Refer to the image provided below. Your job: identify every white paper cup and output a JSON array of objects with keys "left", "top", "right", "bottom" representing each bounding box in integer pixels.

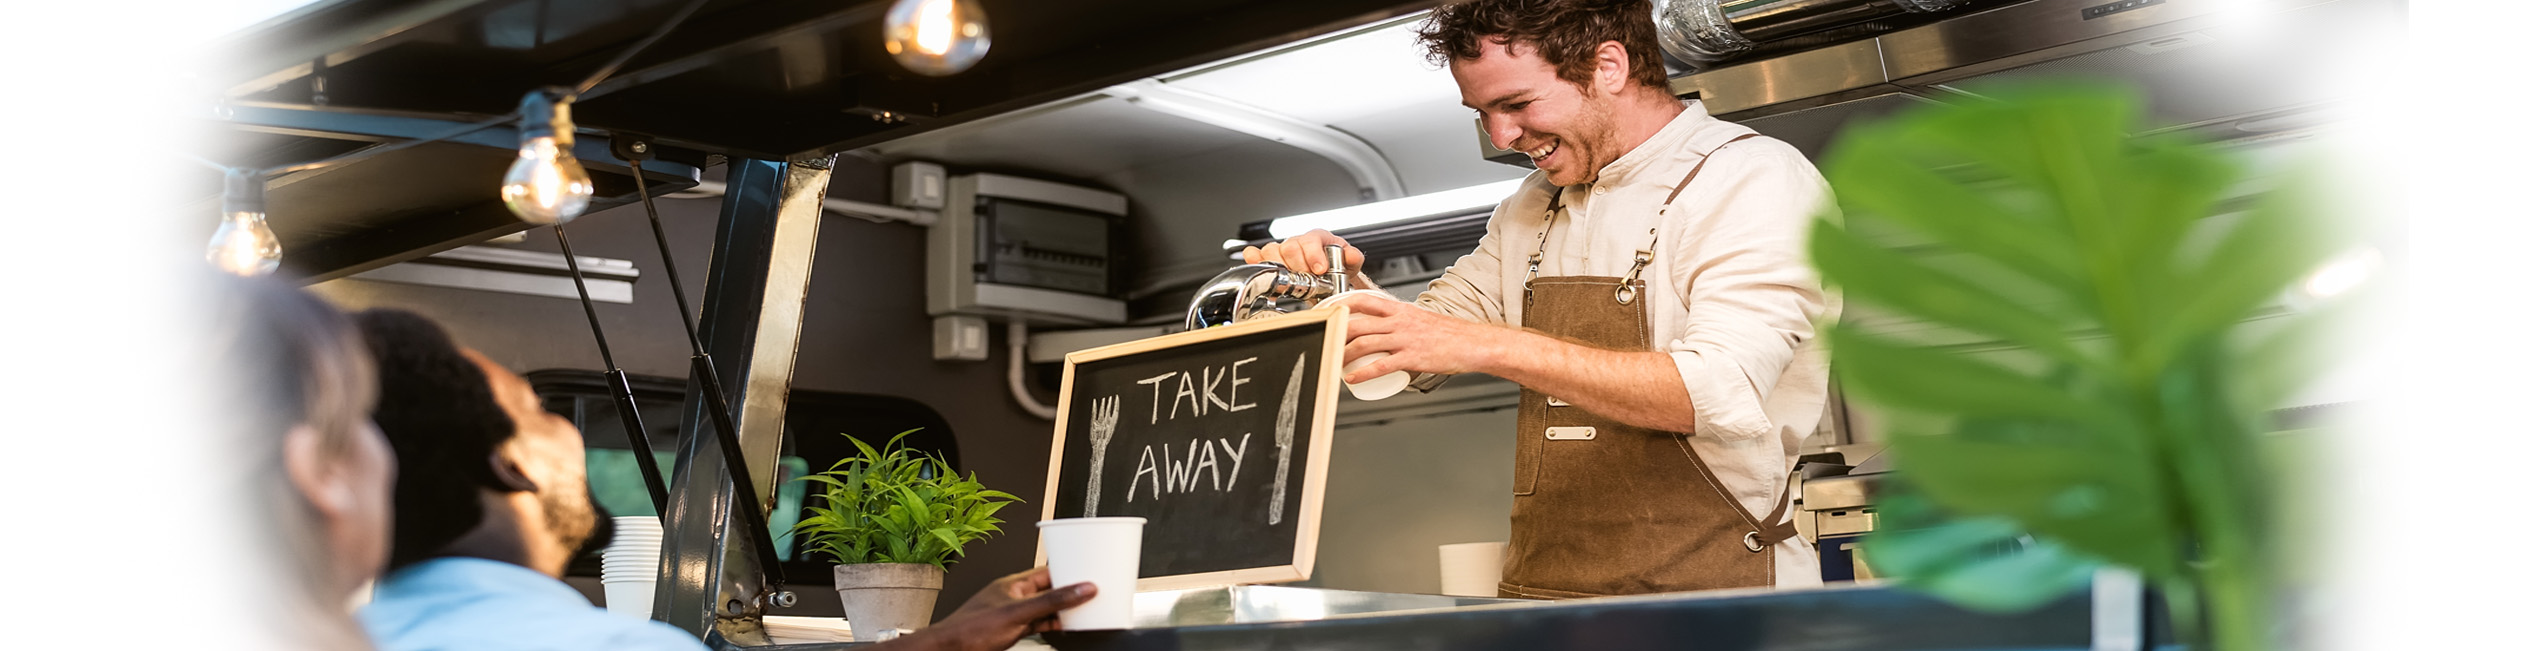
[
  {"left": 1325, "top": 290, "right": 1414, "bottom": 401},
  {"left": 1438, "top": 541, "right": 1507, "bottom": 597},
  {"left": 1343, "top": 352, "right": 1410, "bottom": 401},
  {"left": 1038, "top": 517, "right": 1145, "bottom": 630},
  {"left": 602, "top": 579, "right": 657, "bottom": 618}
]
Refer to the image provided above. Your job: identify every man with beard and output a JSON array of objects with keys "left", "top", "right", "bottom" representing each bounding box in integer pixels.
[
  {"left": 1244, "top": 0, "right": 1837, "bottom": 597},
  {"left": 351, "top": 309, "right": 1093, "bottom": 650},
  {"left": 352, "top": 308, "right": 700, "bottom": 650}
]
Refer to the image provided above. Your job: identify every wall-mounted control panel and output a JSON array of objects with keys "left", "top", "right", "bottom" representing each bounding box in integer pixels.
[{"left": 926, "top": 172, "right": 1128, "bottom": 325}]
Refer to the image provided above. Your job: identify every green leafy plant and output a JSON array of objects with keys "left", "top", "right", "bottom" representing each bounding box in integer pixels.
[
  {"left": 1808, "top": 83, "right": 2365, "bottom": 651},
  {"left": 791, "top": 429, "right": 1021, "bottom": 570}
]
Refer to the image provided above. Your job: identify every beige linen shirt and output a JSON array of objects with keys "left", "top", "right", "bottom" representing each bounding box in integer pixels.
[{"left": 1415, "top": 101, "right": 1838, "bottom": 588}]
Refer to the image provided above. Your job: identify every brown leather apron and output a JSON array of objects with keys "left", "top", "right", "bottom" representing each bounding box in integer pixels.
[{"left": 1498, "top": 134, "right": 1798, "bottom": 599}]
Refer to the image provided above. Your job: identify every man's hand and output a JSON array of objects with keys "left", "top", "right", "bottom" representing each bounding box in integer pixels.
[
  {"left": 876, "top": 567, "right": 1095, "bottom": 651},
  {"left": 1330, "top": 294, "right": 1513, "bottom": 383},
  {"left": 1241, "top": 229, "right": 1364, "bottom": 278}
]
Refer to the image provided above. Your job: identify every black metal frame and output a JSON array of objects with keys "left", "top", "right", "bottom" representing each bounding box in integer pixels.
[{"left": 658, "top": 156, "right": 829, "bottom": 644}]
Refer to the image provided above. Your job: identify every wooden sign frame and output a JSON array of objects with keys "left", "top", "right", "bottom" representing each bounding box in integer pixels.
[{"left": 1035, "top": 306, "right": 1346, "bottom": 591}]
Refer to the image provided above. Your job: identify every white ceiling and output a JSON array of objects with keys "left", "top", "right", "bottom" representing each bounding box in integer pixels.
[
  {"left": 1162, "top": 18, "right": 1463, "bottom": 129},
  {"left": 859, "top": 12, "right": 1529, "bottom": 302}
]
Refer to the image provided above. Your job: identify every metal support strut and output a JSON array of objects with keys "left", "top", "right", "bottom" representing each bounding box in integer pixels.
[
  {"left": 619, "top": 148, "right": 792, "bottom": 590},
  {"left": 550, "top": 225, "right": 672, "bottom": 517}
]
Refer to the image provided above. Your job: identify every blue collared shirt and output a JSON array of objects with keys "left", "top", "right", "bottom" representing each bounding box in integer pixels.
[{"left": 359, "top": 557, "right": 705, "bottom": 651}]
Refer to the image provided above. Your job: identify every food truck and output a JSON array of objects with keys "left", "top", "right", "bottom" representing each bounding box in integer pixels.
[{"left": 183, "top": 0, "right": 2393, "bottom": 648}]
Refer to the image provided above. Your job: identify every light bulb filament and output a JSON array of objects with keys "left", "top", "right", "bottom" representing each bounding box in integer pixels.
[
  {"left": 500, "top": 134, "right": 595, "bottom": 225},
  {"left": 207, "top": 210, "right": 282, "bottom": 276},
  {"left": 884, "top": 0, "right": 988, "bottom": 76},
  {"left": 915, "top": 0, "right": 956, "bottom": 55}
]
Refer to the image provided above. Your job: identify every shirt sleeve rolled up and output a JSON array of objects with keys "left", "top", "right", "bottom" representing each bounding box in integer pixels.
[{"left": 1661, "top": 139, "right": 1833, "bottom": 442}]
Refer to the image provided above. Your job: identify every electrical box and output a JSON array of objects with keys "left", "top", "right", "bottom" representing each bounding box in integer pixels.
[
  {"left": 932, "top": 315, "right": 990, "bottom": 361},
  {"left": 892, "top": 161, "right": 947, "bottom": 210},
  {"left": 926, "top": 173, "right": 1127, "bottom": 325}
]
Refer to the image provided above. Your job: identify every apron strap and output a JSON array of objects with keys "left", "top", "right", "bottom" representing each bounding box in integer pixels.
[
  {"left": 1678, "top": 436, "right": 1802, "bottom": 552},
  {"left": 1527, "top": 189, "right": 1562, "bottom": 283},
  {"left": 1615, "top": 133, "right": 1759, "bottom": 304},
  {"left": 1529, "top": 133, "right": 1761, "bottom": 289},
  {"left": 1662, "top": 133, "right": 1758, "bottom": 205}
]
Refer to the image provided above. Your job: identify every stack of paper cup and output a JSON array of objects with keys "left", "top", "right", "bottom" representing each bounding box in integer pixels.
[
  {"left": 601, "top": 515, "right": 665, "bottom": 618},
  {"left": 1438, "top": 541, "right": 1507, "bottom": 597},
  {"left": 1038, "top": 517, "right": 1146, "bottom": 630}
]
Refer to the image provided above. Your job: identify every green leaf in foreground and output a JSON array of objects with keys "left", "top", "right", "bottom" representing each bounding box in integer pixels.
[{"left": 1815, "top": 83, "right": 2363, "bottom": 651}]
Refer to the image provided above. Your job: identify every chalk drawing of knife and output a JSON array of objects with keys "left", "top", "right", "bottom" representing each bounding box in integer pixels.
[
  {"left": 1085, "top": 395, "right": 1119, "bottom": 518},
  {"left": 1270, "top": 353, "right": 1304, "bottom": 525}
]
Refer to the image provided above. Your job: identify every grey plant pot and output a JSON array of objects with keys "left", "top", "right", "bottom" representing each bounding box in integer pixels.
[{"left": 833, "top": 563, "right": 944, "bottom": 641}]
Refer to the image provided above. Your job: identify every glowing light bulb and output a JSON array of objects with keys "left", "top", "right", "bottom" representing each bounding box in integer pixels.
[
  {"left": 206, "top": 170, "right": 281, "bottom": 276},
  {"left": 501, "top": 90, "right": 594, "bottom": 225},
  {"left": 502, "top": 135, "right": 593, "bottom": 224},
  {"left": 884, "top": 0, "right": 989, "bottom": 76},
  {"left": 207, "top": 210, "right": 281, "bottom": 276}
]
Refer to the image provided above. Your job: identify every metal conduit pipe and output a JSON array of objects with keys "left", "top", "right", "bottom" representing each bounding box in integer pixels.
[{"left": 1658, "top": 0, "right": 1971, "bottom": 65}]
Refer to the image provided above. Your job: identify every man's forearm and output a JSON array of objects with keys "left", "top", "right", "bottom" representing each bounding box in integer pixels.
[{"left": 1480, "top": 330, "right": 1694, "bottom": 433}]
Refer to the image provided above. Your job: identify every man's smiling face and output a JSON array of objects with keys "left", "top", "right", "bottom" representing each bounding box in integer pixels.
[{"left": 1454, "top": 37, "right": 1619, "bottom": 187}]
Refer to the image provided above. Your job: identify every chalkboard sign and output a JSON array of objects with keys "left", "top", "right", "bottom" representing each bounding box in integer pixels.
[{"left": 1037, "top": 307, "right": 1344, "bottom": 590}]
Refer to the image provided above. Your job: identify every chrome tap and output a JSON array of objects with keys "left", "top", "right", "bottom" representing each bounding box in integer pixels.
[{"left": 1184, "top": 245, "right": 1352, "bottom": 330}]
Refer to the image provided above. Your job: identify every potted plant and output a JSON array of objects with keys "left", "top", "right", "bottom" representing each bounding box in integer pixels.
[{"left": 792, "top": 429, "right": 1021, "bottom": 641}]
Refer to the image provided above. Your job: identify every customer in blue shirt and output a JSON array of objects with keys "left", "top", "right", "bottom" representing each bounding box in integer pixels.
[{"left": 351, "top": 309, "right": 1093, "bottom": 651}]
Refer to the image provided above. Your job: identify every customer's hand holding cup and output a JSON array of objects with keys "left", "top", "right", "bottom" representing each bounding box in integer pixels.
[{"left": 1036, "top": 517, "right": 1147, "bottom": 630}]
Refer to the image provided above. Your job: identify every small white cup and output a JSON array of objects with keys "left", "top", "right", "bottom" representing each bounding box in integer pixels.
[
  {"left": 1344, "top": 352, "right": 1410, "bottom": 401},
  {"left": 1038, "top": 517, "right": 1146, "bottom": 630},
  {"left": 602, "top": 579, "right": 657, "bottom": 618},
  {"left": 1325, "top": 290, "right": 1413, "bottom": 401},
  {"left": 1438, "top": 541, "right": 1508, "bottom": 597}
]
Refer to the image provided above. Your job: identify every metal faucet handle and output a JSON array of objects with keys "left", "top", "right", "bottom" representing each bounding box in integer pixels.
[
  {"left": 1322, "top": 244, "right": 1350, "bottom": 293},
  {"left": 1183, "top": 260, "right": 1350, "bottom": 330}
]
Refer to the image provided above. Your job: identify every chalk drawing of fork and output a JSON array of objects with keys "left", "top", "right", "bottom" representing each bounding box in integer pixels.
[{"left": 1084, "top": 395, "right": 1120, "bottom": 518}]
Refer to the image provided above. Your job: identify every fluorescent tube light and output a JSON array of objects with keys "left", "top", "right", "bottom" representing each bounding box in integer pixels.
[{"left": 1267, "top": 178, "right": 1525, "bottom": 239}]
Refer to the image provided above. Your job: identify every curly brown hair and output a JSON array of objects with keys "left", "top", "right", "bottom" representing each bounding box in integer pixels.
[{"left": 1415, "top": 0, "right": 1670, "bottom": 91}]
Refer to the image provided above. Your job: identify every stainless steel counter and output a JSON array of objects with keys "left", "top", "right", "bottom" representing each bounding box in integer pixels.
[
  {"left": 1129, "top": 585, "right": 1520, "bottom": 628},
  {"left": 1036, "top": 581, "right": 2136, "bottom": 651},
  {"left": 738, "top": 579, "right": 2146, "bottom": 650}
]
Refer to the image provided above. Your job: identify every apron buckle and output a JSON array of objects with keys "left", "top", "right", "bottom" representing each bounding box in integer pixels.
[
  {"left": 1614, "top": 283, "right": 1637, "bottom": 305},
  {"left": 1743, "top": 531, "right": 1764, "bottom": 553}
]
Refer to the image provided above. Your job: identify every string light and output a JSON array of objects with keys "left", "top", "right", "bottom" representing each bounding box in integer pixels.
[
  {"left": 500, "top": 89, "right": 595, "bottom": 224},
  {"left": 884, "top": 0, "right": 990, "bottom": 76},
  {"left": 206, "top": 169, "right": 281, "bottom": 276}
]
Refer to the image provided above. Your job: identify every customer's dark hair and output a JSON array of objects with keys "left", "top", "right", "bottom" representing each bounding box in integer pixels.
[
  {"left": 1416, "top": 0, "right": 1670, "bottom": 91},
  {"left": 354, "top": 309, "right": 519, "bottom": 570}
]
